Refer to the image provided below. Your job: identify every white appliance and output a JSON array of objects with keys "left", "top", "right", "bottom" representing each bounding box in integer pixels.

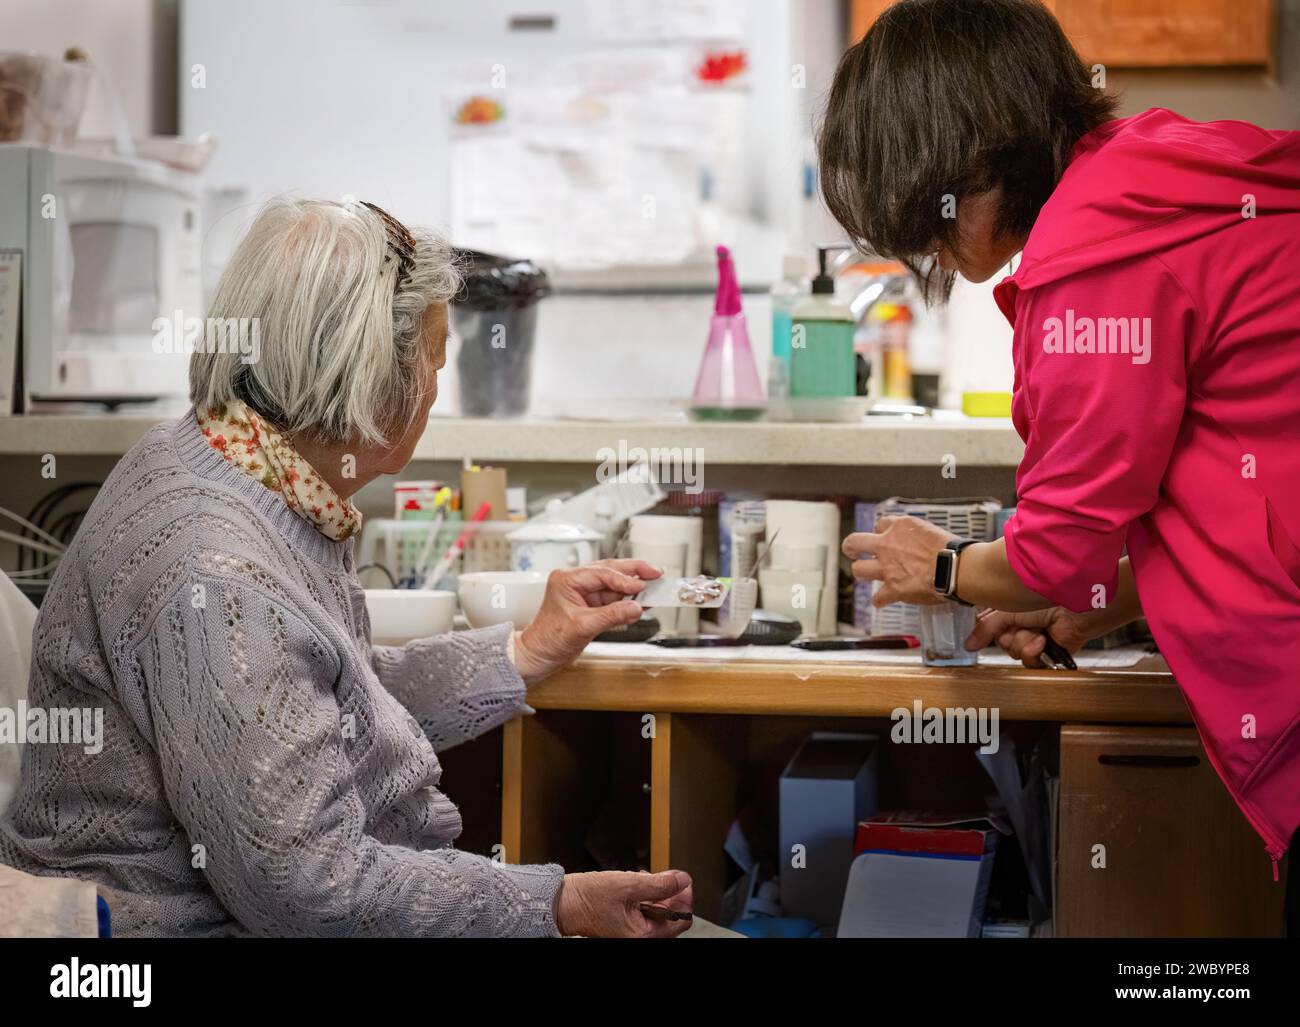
[{"left": 0, "top": 144, "right": 202, "bottom": 408}]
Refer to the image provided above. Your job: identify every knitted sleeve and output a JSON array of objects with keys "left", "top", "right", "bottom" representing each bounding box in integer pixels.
[
  {"left": 369, "top": 626, "right": 531, "bottom": 751},
  {"left": 136, "top": 569, "right": 563, "bottom": 938}
]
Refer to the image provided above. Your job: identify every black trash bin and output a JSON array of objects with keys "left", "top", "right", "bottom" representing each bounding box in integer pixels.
[{"left": 452, "top": 249, "right": 551, "bottom": 419}]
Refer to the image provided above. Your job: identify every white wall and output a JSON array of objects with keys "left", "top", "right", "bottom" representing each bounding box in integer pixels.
[
  {"left": 175, "top": 0, "right": 796, "bottom": 413},
  {"left": 178, "top": 0, "right": 804, "bottom": 267},
  {"left": 438, "top": 291, "right": 773, "bottom": 416},
  {"left": 788, "top": 0, "right": 850, "bottom": 253}
]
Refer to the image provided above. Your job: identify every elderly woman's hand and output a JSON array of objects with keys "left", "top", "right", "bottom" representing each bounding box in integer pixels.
[
  {"left": 843, "top": 515, "right": 956, "bottom": 607},
  {"left": 555, "top": 870, "right": 694, "bottom": 938},
  {"left": 511, "top": 559, "right": 661, "bottom": 685}
]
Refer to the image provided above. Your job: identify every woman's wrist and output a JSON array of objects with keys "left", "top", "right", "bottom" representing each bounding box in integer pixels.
[
  {"left": 508, "top": 629, "right": 541, "bottom": 687},
  {"left": 552, "top": 875, "right": 569, "bottom": 935},
  {"left": 955, "top": 539, "right": 1055, "bottom": 612},
  {"left": 1059, "top": 605, "right": 1119, "bottom": 642},
  {"left": 1076, "top": 584, "right": 1142, "bottom": 637}
]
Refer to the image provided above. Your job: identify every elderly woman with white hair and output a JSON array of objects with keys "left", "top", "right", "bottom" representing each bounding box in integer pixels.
[{"left": 0, "top": 199, "right": 693, "bottom": 938}]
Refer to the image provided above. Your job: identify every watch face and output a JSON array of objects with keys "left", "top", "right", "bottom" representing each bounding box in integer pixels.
[{"left": 934, "top": 550, "right": 953, "bottom": 592}]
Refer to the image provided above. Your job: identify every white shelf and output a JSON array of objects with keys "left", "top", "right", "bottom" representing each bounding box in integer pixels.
[{"left": 0, "top": 413, "right": 1025, "bottom": 467}]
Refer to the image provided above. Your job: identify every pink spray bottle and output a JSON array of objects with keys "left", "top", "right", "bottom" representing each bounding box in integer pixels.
[{"left": 689, "top": 245, "right": 766, "bottom": 421}]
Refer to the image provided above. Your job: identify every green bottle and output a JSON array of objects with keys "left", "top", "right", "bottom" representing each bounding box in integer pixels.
[{"left": 790, "top": 246, "right": 855, "bottom": 398}]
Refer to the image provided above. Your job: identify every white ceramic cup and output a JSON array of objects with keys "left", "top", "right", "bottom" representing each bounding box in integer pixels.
[
  {"left": 629, "top": 515, "right": 703, "bottom": 636},
  {"left": 758, "top": 568, "right": 825, "bottom": 637},
  {"left": 769, "top": 542, "right": 829, "bottom": 573},
  {"left": 630, "top": 540, "right": 688, "bottom": 636},
  {"left": 457, "top": 571, "right": 549, "bottom": 629},
  {"left": 364, "top": 590, "right": 457, "bottom": 644},
  {"left": 764, "top": 501, "right": 841, "bottom": 638}
]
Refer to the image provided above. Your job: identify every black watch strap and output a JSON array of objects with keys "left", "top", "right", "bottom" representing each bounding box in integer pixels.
[{"left": 935, "top": 538, "right": 979, "bottom": 604}]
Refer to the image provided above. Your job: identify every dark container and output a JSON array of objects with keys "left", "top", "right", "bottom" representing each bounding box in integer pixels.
[{"left": 452, "top": 249, "right": 551, "bottom": 418}]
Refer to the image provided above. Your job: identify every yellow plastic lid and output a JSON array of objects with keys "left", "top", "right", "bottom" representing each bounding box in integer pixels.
[{"left": 962, "top": 392, "right": 1013, "bottom": 418}]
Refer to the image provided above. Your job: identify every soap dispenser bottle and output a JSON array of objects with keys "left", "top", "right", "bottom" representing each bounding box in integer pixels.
[
  {"left": 791, "top": 246, "right": 856, "bottom": 398},
  {"left": 690, "top": 245, "right": 766, "bottom": 422},
  {"left": 768, "top": 254, "right": 808, "bottom": 403}
]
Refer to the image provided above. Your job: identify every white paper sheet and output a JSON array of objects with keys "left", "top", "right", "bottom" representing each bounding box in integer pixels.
[{"left": 580, "top": 641, "right": 1157, "bottom": 668}]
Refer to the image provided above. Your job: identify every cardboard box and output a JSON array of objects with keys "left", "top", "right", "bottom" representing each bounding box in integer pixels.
[{"left": 778, "top": 732, "right": 878, "bottom": 930}]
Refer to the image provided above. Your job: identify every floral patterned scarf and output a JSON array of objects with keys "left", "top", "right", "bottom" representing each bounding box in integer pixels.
[{"left": 196, "top": 401, "right": 362, "bottom": 542}]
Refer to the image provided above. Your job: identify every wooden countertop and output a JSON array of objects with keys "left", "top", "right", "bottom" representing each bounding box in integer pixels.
[{"left": 528, "top": 651, "right": 1188, "bottom": 723}]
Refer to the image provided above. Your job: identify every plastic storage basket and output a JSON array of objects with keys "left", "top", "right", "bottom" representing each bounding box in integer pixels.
[
  {"left": 869, "top": 497, "right": 1003, "bottom": 636},
  {"left": 356, "top": 518, "right": 515, "bottom": 590}
]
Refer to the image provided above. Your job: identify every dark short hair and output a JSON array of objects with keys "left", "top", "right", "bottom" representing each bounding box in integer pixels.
[{"left": 818, "top": 0, "right": 1119, "bottom": 299}]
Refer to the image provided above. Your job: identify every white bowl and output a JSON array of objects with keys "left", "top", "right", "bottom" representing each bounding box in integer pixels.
[
  {"left": 457, "top": 572, "right": 548, "bottom": 629},
  {"left": 364, "top": 590, "right": 457, "bottom": 644}
]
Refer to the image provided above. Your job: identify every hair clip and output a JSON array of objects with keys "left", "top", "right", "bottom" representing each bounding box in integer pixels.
[{"left": 360, "top": 201, "right": 416, "bottom": 290}]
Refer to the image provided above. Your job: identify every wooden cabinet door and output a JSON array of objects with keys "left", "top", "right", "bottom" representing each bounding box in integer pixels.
[
  {"left": 850, "top": 0, "right": 895, "bottom": 44},
  {"left": 849, "top": 0, "right": 1273, "bottom": 67},
  {"left": 1058, "top": 725, "right": 1285, "bottom": 937},
  {"left": 1056, "top": 0, "right": 1273, "bottom": 67}
]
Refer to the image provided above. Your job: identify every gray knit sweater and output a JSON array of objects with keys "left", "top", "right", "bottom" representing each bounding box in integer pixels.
[{"left": 0, "top": 413, "right": 564, "bottom": 937}]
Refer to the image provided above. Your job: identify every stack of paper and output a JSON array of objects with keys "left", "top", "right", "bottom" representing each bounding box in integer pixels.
[{"left": 837, "top": 813, "right": 1000, "bottom": 938}]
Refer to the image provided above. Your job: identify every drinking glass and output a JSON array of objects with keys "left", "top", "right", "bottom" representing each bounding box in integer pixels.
[{"left": 920, "top": 602, "right": 980, "bottom": 667}]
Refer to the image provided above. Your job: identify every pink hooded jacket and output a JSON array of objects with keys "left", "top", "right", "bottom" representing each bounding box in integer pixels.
[{"left": 994, "top": 109, "right": 1300, "bottom": 874}]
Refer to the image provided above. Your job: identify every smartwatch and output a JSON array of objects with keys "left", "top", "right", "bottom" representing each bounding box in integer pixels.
[{"left": 934, "top": 539, "right": 979, "bottom": 605}]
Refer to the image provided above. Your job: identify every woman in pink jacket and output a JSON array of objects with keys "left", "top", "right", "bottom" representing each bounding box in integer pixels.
[{"left": 821, "top": 0, "right": 1300, "bottom": 895}]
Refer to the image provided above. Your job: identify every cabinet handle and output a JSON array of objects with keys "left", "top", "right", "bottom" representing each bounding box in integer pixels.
[{"left": 1098, "top": 754, "right": 1200, "bottom": 769}]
